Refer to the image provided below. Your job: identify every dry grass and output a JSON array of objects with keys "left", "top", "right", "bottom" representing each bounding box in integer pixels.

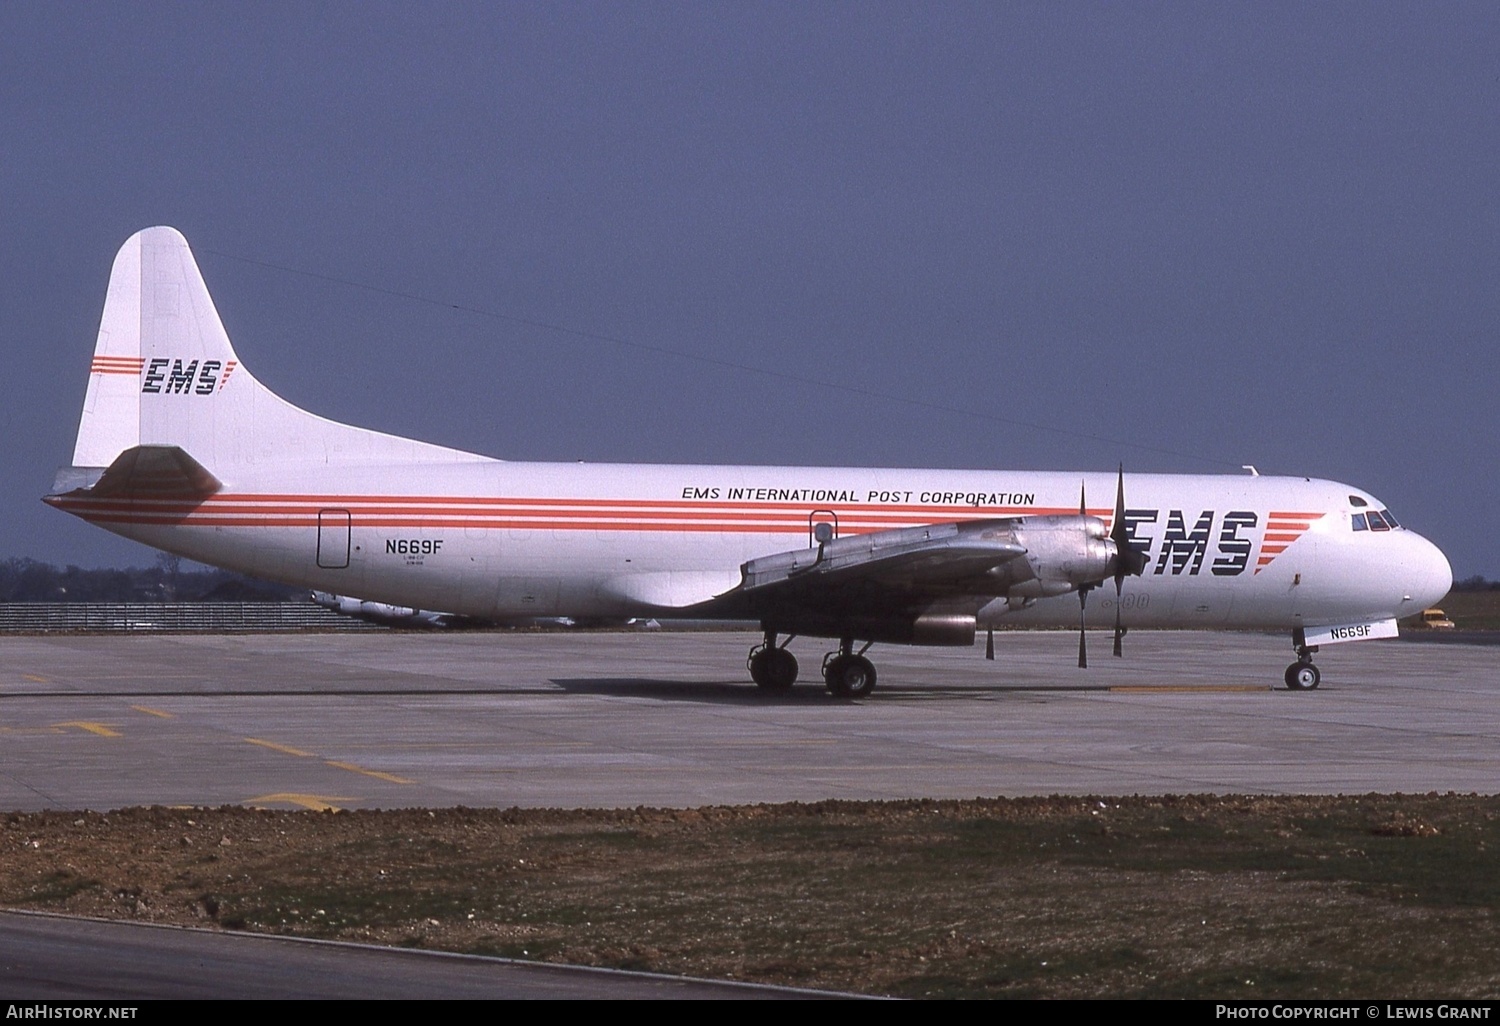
[{"left": 4, "top": 795, "right": 1500, "bottom": 998}]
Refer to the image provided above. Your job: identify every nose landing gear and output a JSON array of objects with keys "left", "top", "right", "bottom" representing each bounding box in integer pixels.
[{"left": 1284, "top": 631, "right": 1321, "bottom": 690}]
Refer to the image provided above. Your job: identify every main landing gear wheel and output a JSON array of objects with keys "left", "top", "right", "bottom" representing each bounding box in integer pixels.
[
  {"left": 748, "top": 642, "right": 798, "bottom": 692},
  {"left": 1284, "top": 662, "right": 1321, "bottom": 690},
  {"left": 823, "top": 654, "right": 877, "bottom": 698}
]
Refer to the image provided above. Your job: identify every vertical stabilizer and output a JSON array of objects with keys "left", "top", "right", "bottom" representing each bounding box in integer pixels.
[
  {"left": 73, "top": 230, "right": 149, "bottom": 467},
  {"left": 67, "top": 227, "right": 489, "bottom": 476}
]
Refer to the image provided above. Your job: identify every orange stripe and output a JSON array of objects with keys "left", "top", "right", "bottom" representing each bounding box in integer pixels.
[
  {"left": 53, "top": 507, "right": 1021, "bottom": 530},
  {"left": 57, "top": 506, "right": 1013, "bottom": 533},
  {"left": 183, "top": 493, "right": 1079, "bottom": 515},
  {"left": 60, "top": 506, "right": 983, "bottom": 526},
  {"left": 54, "top": 494, "right": 1071, "bottom": 517},
  {"left": 71, "top": 513, "right": 822, "bottom": 533}
]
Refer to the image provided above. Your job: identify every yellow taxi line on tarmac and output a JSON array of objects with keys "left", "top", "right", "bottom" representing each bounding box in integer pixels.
[
  {"left": 244, "top": 736, "right": 414, "bottom": 784},
  {"left": 324, "top": 760, "right": 414, "bottom": 785},
  {"left": 245, "top": 737, "right": 315, "bottom": 758},
  {"left": 53, "top": 721, "right": 121, "bottom": 737},
  {"left": 23, "top": 674, "right": 49, "bottom": 683},
  {"left": 131, "top": 705, "right": 174, "bottom": 718}
]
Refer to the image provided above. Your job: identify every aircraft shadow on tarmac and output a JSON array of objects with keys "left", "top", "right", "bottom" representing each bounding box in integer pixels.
[{"left": 547, "top": 678, "right": 1111, "bottom": 703}]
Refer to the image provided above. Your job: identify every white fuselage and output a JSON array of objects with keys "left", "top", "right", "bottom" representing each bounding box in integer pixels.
[{"left": 54, "top": 459, "right": 1453, "bottom": 634}]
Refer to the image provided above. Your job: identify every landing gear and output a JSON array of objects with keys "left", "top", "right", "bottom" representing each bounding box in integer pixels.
[
  {"left": 1284, "top": 662, "right": 1321, "bottom": 690},
  {"left": 822, "top": 638, "right": 877, "bottom": 698},
  {"left": 748, "top": 632, "right": 881, "bottom": 697},
  {"left": 748, "top": 632, "right": 798, "bottom": 692},
  {"left": 1284, "top": 632, "right": 1321, "bottom": 690}
]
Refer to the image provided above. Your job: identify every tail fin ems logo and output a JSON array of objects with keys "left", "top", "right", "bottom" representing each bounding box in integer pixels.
[{"left": 139, "top": 359, "right": 237, "bottom": 394}]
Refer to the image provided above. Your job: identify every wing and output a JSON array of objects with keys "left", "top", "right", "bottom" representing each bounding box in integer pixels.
[
  {"left": 719, "top": 514, "right": 1123, "bottom": 643},
  {"left": 740, "top": 519, "right": 1028, "bottom": 599}
]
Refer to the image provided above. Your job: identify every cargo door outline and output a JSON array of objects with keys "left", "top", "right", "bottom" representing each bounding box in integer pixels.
[{"left": 317, "top": 509, "right": 352, "bottom": 569}]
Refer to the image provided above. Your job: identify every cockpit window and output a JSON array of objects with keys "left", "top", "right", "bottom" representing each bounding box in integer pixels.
[
  {"left": 1352, "top": 508, "right": 1402, "bottom": 532},
  {"left": 1348, "top": 495, "right": 1368, "bottom": 507}
]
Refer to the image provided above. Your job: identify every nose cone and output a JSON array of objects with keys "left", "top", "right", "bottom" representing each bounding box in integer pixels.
[{"left": 1401, "top": 530, "right": 1453, "bottom": 612}]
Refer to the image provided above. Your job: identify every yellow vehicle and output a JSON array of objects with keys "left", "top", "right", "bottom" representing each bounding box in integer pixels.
[{"left": 1419, "top": 608, "right": 1455, "bottom": 629}]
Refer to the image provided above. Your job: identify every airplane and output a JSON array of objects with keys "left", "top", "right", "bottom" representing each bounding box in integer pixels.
[{"left": 45, "top": 227, "right": 1453, "bottom": 696}]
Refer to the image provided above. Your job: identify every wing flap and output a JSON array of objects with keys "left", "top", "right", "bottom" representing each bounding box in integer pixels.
[{"left": 739, "top": 520, "right": 1026, "bottom": 596}]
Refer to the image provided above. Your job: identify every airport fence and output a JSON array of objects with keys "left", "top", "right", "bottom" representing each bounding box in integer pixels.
[{"left": 0, "top": 602, "right": 377, "bottom": 632}]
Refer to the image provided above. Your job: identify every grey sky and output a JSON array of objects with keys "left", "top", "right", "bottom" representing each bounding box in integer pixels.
[{"left": 3, "top": 2, "right": 1496, "bottom": 576}]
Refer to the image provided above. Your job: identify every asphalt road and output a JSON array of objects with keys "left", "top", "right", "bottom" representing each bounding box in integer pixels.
[
  {"left": 0, "top": 911, "right": 835, "bottom": 999},
  {"left": 2, "top": 628, "right": 1496, "bottom": 811}
]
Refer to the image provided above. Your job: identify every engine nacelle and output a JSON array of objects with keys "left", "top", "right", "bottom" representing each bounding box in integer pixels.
[
  {"left": 1011, "top": 514, "right": 1120, "bottom": 589},
  {"left": 909, "top": 613, "right": 978, "bottom": 646}
]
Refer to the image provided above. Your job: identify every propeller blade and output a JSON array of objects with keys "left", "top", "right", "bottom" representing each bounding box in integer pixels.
[
  {"left": 1110, "top": 463, "right": 1147, "bottom": 581},
  {"left": 1077, "top": 587, "right": 1089, "bottom": 669},
  {"left": 1113, "top": 560, "right": 1126, "bottom": 658},
  {"left": 986, "top": 628, "right": 994, "bottom": 660},
  {"left": 1108, "top": 464, "right": 1146, "bottom": 659}
]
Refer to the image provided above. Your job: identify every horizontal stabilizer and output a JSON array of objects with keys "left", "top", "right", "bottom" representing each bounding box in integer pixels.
[{"left": 57, "top": 445, "right": 222, "bottom": 500}]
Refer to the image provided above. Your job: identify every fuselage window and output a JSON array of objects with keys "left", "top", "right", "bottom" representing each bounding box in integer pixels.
[
  {"left": 1349, "top": 495, "right": 1368, "bottom": 507},
  {"left": 1352, "top": 513, "right": 1368, "bottom": 531}
]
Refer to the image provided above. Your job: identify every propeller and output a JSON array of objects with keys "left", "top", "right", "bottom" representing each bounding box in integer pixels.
[
  {"left": 1077, "top": 582, "right": 1092, "bottom": 668},
  {"left": 1109, "top": 464, "right": 1149, "bottom": 657},
  {"left": 1077, "top": 480, "right": 1091, "bottom": 668}
]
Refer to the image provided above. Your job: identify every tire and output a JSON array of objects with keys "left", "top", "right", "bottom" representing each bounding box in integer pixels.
[
  {"left": 825, "top": 654, "right": 877, "bottom": 698},
  {"left": 1284, "top": 662, "right": 1320, "bottom": 690},
  {"left": 755, "top": 647, "right": 798, "bottom": 692},
  {"left": 748, "top": 646, "right": 771, "bottom": 688}
]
